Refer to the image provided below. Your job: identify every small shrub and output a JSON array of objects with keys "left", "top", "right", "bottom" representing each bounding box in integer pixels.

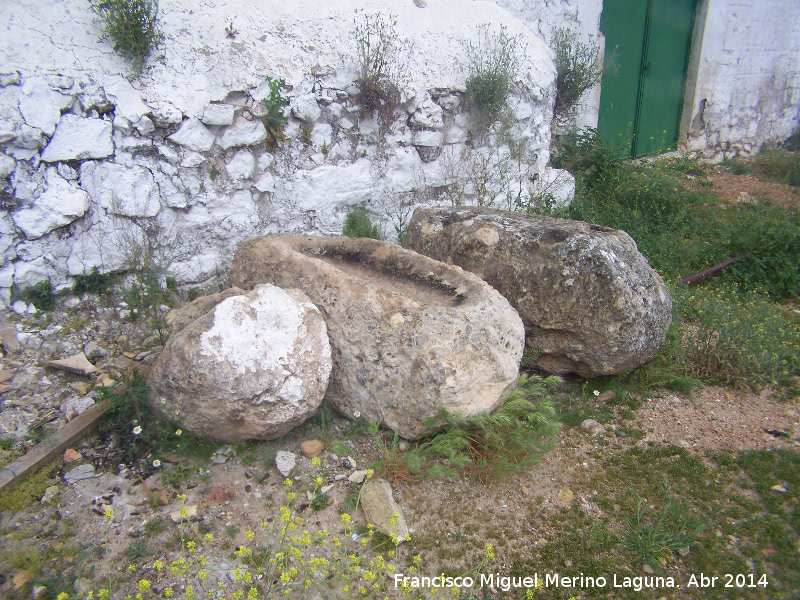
[
  {"left": 259, "top": 76, "right": 290, "bottom": 149},
  {"left": 17, "top": 279, "right": 57, "bottom": 311},
  {"left": 90, "top": 0, "right": 161, "bottom": 74},
  {"left": 73, "top": 266, "right": 117, "bottom": 296},
  {"left": 342, "top": 208, "right": 382, "bottom": 240},
  {"left": 353, "top": 11, "right": 407, "bottom": 124},
  {"left": 416, "top": 374, "right": 561, "bottom": 482},
  {"left": 464, "top": 24, "right": 523, "bottom": 123},
  {"left": 551, "top": 27, "right": 602, "bottom": 124}
]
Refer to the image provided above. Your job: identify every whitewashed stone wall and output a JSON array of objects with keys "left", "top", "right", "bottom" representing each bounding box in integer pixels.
[
  {"left": 683, "top": 0, "right": 800, "bottom": 159},
  {"left": 493, "top": 0, "right": 604, "bottom": 130},
  {"left": 0, "top": 0, "right": 560, "bottom": 305}
]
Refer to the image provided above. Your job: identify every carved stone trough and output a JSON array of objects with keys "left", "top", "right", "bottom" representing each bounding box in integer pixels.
[{"left": 228, "top": 235, "right": 525, "bottom": 439}]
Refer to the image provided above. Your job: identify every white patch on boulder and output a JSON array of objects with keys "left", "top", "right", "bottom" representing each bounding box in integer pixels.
[{"left": 202, "top": 103, "right": 235, "bottom": 126}]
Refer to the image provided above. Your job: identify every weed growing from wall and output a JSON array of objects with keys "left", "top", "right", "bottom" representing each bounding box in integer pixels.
[
  {"left": 342, "top": 208, "right": 382, "bottom": 240},
  {"left": 353, "top": 11, "right": 408, "bottom": 125},
  {"left": 259, "top": 76, "right": 290, "bottom": 150},
  {"left": 90, "top": 0, "right": 161, "bottom": 74},
  {"left": 463, "top": 24, "right": 522, "bottom": 125},
  {"left": 551, "top": 27, "right": 602, "bottom": 125}
]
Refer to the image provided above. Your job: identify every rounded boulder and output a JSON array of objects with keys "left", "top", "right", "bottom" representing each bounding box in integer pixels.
[{"left": 147, "top": 284, "right": 332, "bottom": 441}]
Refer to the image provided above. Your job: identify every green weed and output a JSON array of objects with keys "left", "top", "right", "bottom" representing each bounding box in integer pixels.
[
  {"left": 620, "top": 475, "right": 707, "bottom": 568},
  {"left": 259, "top": 76, "right": 290, "bottom": 149},
  {"left": 73, "top": 267, "right": 118, "bottom": 296},
  {"left": 755, "top": 145, "right": 800, "bottom": 187},
  {"left": 90, "top": 0, "right": 161, "bottom": 74},
  {"left": 353, "top": 11, "right": 406, "bottom": 124},
  {"left": 551, "top": 27, "right": 602, "bottom": 124},
  {"left": 342, "top": 208, "right": 382, "bottom": 240},
  {"left": 463, "top": 24, "right": 522, "bottom": 124}
]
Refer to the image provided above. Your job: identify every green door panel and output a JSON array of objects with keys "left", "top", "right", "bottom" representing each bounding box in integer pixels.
[
  {"left": 636, "top": 0, "right": 696, "bottom": 155},
  {"left": 598, "top": 0, "right": 649, "bottom": 156},
  {"left": 598, "top": 0, "right": 696, "bottom": 157}
]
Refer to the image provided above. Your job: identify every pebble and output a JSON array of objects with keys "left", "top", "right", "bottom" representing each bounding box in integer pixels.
[
  {"left": 300, "top": 439, "right": 324, "bottom": 458},
  {"left": 348, "top": 470, "right": 368, "bottom": 484},
  {"left": 580, "top": 419, "right": 606, "bottom": 436},
  {"left": 63, "top": 448, "right": 82, "bottom": 463},
  {"left": 275, "top": 451, "right": 296, "bottom": 477},
  {"left": 64, "top": 463, "right": 96, "bottom": 484}
]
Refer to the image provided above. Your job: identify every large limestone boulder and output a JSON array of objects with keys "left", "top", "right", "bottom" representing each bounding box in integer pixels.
[
  {"left": 147, "top": 284, "right": 332, "bottom": 441},
  {"left": 227, "top": 235, "right": 524, "bottom": 440},
  {"left": 405, "top": 207, "right": 672, "bottom": 377}
]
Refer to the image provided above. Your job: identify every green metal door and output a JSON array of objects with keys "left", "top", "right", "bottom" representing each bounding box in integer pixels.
[{"left": 598, "top": 0, "right": 696, "bottom": 157}]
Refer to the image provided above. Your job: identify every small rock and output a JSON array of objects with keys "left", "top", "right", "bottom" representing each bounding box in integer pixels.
[
  {"left": 678, "top": 440, "right": 691, "bottom": 449},
  {"left": 564, "top": 559, "right": 573, "bottom": 568},
  {"left": 73, "top": 577, "right": 93, "bottom": 596},
  {"left": 212, "top": 446, "right": 234, "bottom": 464},
  {"left": 32, "top": 585, "right": 47, "bottom": 600},
  {"left": 276, "top": 451, "right": 297, "bottom": 477},
  {"left": 556, "top": 488, "right": 574, "bottom": 506},
  {"left": 84, "top": 341, "right": 109, "bottom": 361},
  {"left": 170, "top": 505, "right": 198, "bottom": 522},
  {"left": 63, "top": 448, "right": 82, "bottom": 463},
  {"left": 344, "top": 456, "right": 357, "bottom": 470},
  {"left": 398, "top": 439, "right": 409, "bottom": 452},
  {"left": 643, "top": 564, "right": 654, "bottom": 575},
  {"left": 771, "top": 484, "right": 788, "bottom": 493},
  {"left": 413, "top": 0, "right": 427, "bottom": 6},
  {"left": 12, "top": 570, "right": 33, "bottom": 590},
  {"left": 596, "top": 390, "right": 615, "bottom": 402},
  {"left": 360, "top": 479, "right": 409, "bottom": 542},
  {"left": 678, "top": 547, "right": 690, "bottom": 557},
  {"left": 581, "top": 419, "right": 606, "bottom": 436},
  {"left": 0, "top": 327, "right": 21, "bottom": 352},
  {"left": 45, "top": 352, "right": 99, "bottom": 376},
  {"left": 69, "top": 382, "right": 90, "bottom": 395},
  {"left": 64, "top": 463, "right": 95, "bottom": 484},
  {"left": 348, "top": 470, "right": 368, "bottom": 484},
  {"left": 300, "top": 439, "right": 324, "bottom": 458},
  {"left": 40, "top": 485, "right": 60, "bottom": 504}
]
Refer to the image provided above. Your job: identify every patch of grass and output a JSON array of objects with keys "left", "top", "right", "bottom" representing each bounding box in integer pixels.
[
  {"left": 620, "top": 475, "right": 707, "bottom": 568},
  {"left": 342, "top": 208, "right": 382, "bottom": 240},
  {"left": 0, "top": 463, "right": 57, "bottom": 513},
  {"left": 73, "top": 266, "right": 118, "bottom": 296},
  {"left": 144, "top": 517, "right": 167, "bottom": 536},
  {"left": 464, "top": 24, "right": 522, "bottom": 124},
  {"left": 90, "top": 0, "right": 161, "bottom": 74},
  {"left": 415, "top": 374, "right": 561, "bottom": 482},
  {"left": 755, "top": 146, "right": 800, "bottom": 187}
]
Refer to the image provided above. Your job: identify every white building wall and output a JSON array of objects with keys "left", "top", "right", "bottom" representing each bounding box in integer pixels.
[{"left": 682, "top": 0, "right": 800, "bottom": 158}]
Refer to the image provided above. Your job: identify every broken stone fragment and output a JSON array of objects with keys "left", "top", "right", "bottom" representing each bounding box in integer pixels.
[
  {"left": 45, "top": 352, "right": 99, "bottom": 376},
  {"left": 300, "top": 439, "right": 324, "bottom": 458},
  {"left": 359, "top": 478, "right": 409, "bottom": 542}
]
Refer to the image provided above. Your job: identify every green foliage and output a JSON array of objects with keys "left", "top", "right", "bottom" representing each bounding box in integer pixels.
[
  {"left": 126, "top": 541, "right": 157, "bottom": 562},
  {"left": 464, "top": 24, "right": 522, "bottom": 123},
  {"left": 754, "top": 145, "right": 800, "bottom": 187},
  {"left": 100, "top": 370, "right": 212, "bottom": 462},
  {"left": 23, "top": 279, "right": 57, "bottom": 311},
  {"left": 551, "top": 27, "right": 602, "bottom": 123},
  {"left": 73, "top": 266, "right": 117, "bottom": 296},
  {"left": 90, "top": 0, "right": 161, "bottom": 74},
  {"left": 342, "top": 208, "right": 382, "bottom": 240},
  {"left": 621, "top": 475, "right": 707, "bottom": 568},
  {"left": 0, "top": 463, "right": 57, "bottom": 513},
  {"left": 416, "top": 374, "right": 561, "bottom": 482},
  {"left": 353, "top": 12, "right": 406, "bottom": 123},
  {"left": 260, "top": 76, "right": 290, "bottom": 149}
]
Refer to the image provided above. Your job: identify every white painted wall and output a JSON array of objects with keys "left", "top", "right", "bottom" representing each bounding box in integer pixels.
[
  {"left": 682, "top": 0, "right": 800, "bottom": 159},
  {"left": 0, "top": 0, "right": 565, "bottom": 307}
]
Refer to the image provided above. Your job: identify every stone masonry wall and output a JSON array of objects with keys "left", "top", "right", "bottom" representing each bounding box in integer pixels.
[{"left": 0, "top": 0, "right": 561, "bottom": 306}]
